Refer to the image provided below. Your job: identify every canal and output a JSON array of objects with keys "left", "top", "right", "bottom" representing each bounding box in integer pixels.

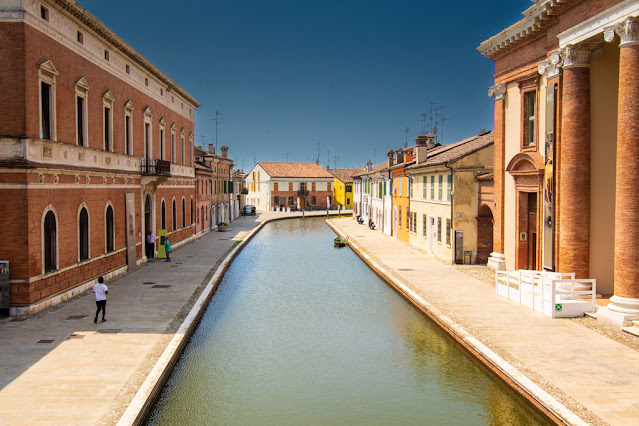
[{"left": 146, "top": 218, "right": 550, "bottom": 425}]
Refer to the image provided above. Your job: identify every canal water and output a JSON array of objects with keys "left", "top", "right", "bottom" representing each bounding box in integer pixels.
[{"left": 146, "top": 218, "right": 550, "bottom": 425}]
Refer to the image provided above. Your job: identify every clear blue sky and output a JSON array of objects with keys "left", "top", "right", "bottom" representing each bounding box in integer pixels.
[{"left": 79, "top": 0, "right": 528, "bottom": 171}]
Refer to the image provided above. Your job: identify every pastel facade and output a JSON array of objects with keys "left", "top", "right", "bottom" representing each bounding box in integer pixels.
[
  {"left": 0, "top": 0, "right": 199, "bottom": 313},
  {"left": 328, "top": 168, "right": 359, "bottom": 209},
  {"left": 406, "top": 133, "right": 494, "bottom": 264},
  {"left": 478, "top": 0, "right": 639, "bottom": 325},
  {"left": 245, "top": 162, "right": 334, "bottom": 211},
  {"left": 390, "top": 148, "right": 414, "bottom": 243}
]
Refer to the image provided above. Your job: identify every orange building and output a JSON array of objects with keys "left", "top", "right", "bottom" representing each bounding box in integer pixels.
[{"left": 389, "top": 148, "right": 414, "bottom": 243}]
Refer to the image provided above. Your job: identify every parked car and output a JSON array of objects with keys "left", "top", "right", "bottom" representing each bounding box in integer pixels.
[{"left": 243, "top": 204, "right": 256, "bottom": 216}]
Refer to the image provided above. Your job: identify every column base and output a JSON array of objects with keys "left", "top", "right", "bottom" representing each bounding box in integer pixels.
[
  {"left": 596, "top": 306, "right": 639, "bottom": 327},
  {"left": 487, "top": 252, "right": 506, "bottom": 271}
]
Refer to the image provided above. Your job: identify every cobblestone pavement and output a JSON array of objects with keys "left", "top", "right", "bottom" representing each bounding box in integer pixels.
[
  {"left": 0, "top": 210, "right": 342, "bottom": 425},
  {"left": 329, "top": 217, "right": 639, "bottom": 426}
]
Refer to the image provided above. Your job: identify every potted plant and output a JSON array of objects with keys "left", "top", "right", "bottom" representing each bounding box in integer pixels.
[{"left": 217, "top": 222, "right": 228, "bottom": 231}]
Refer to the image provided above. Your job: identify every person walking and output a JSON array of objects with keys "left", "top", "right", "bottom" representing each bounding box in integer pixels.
[
  {"left": 93, "top": 276, "right": 108, "bottom": 323},
  {"left": 165, "top": 238, "right": 172, "bottom": 262}
]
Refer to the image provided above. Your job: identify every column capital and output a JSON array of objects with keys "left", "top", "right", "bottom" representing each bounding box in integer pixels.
[
  {"left": 604, "top": 17, "right": 639, "bottom": 47},
  {"left": 561, "top": 43, "right": 603, "bottom": 69},
  {"left": 488, "top": 83, "right": 506, "bottom": 101},
  {"left": 538, "top": 50, "right": 563, "bottom": 77}
]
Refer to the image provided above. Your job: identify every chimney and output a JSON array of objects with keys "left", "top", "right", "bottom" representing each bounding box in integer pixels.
[
  {"left": 366, "top": 160, "right": 373, "bottom": 172},
  {"left": 426, "top": 132, "right": 436, "bottom": 149},
  {"left": 415, "top": 136, "right": 428, "bottom": 164},
  {"left": 208, "top": 143, "right": 213, "bottom": 154},
  {"left": 220, "top": 145, "right": 229, "bottom": 158},
  {"left": 387, "top": 149, "right": 395, "bottom": 168},
  {"left": 395, "top": 148, "right": 404, "bottom": 164}
]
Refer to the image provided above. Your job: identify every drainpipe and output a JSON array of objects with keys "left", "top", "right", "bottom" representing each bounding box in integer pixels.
[{"left": 445, "top": 162, "right": 454, "bottom": 264}]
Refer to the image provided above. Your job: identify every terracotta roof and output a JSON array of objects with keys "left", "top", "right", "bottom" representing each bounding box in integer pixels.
[
  {"left": 352, "top": 162, "right": 388, "bottom": 178},
  {"left": 258, "top": 162, "right": 334, "bottom": 178},
  {"left": 328, "top": 168, "right": 362, "bottom": 183},
  {"left": 407, "top": 131, "right": 494, "bottom": 169}
]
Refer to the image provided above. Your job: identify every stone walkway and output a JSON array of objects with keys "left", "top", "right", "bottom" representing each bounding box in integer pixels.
[
  {"left": 328, "top": 217, "right": 639, "bottom": 426},
  {"left": 0, "top": 210, "right": 341, "bottom": 425}
]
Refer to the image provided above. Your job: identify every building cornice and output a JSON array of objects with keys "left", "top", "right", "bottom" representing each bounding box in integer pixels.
[
  {"left": 47, "top": 0, "right": 200, "bottom": 107},
  {"left": 477, "top": 0, "right": 570, "bottom": 58}
]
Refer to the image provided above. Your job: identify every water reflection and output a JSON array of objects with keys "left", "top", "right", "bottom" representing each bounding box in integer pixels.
[{"left": 146, "top": 218, "right": 549, "bottom": 425}]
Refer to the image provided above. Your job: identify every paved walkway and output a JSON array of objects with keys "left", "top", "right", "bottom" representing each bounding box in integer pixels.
[
  {"left": 0, "top": 210, "right": 341, "bottom": 425},
  {"left": 328, "top": 217, "right": 639, "bottom": 426}
]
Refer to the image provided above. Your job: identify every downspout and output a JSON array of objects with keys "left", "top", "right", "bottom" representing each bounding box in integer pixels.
[{"left": 445, "top": 162, "right": 454, "bottom": 264}]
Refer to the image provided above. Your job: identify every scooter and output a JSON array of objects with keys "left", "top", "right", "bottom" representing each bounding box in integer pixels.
[
  {"left": 368, "top": 220, "right": 376, "bottom": 230},
  {"left": 356, "top": 215, "right": 365, "bottom": 224}
]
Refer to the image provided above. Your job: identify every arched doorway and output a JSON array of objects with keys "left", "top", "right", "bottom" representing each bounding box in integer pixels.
[
  {"left": 79, "top": 207, "right": 89, "bottom": 261},
  {"left": 144, "top": 195, "right": 152, "bottom": 236},
  {"left": 44, "top": 210, "right": 57, "bottom": 272},
  {"left": 476, "top": 204, "right": 494, "bottom": 264},
  {"left": 506, "top": 152, "right": 544, "bottom": 270}
]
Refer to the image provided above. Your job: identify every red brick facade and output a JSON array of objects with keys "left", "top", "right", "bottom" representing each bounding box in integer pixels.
[{"left": 0, "top": 1, "right": 199, "bottom": 312}]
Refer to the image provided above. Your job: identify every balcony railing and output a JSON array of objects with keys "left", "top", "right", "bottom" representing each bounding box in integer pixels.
[
  {"left": 298, "top": 189, "right": 308, "bottom": 196},
  {"left": 140, "top": 158, "right": 171, "bottom": 176}
]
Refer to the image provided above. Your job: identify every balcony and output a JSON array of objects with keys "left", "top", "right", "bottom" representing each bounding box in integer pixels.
[
  {"left": 298, "top": 188, "right": 308, "bottom": 197},
  {"left": 140, "top": 158, "right": 171, "bottom": 176}
]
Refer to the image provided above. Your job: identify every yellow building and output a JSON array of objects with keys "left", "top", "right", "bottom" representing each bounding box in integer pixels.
[
  {"left": 328, "top": 168, "right": 360, "bottom": 209},
  {"left": 406, "top": 132, "right": 494, "bottom": 264}
]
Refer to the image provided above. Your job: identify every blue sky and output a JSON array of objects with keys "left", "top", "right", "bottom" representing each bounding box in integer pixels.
[{"left": 79, "top": 0, "right": 528, "bottom": 171}]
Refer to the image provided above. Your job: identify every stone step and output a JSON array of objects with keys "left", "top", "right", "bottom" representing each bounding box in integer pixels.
[
  {"left": 584, "top": 311, "right": 597, "bottom": 319},
  {"left": 621, "top": 326, "right": 639, "bottom": 338}
]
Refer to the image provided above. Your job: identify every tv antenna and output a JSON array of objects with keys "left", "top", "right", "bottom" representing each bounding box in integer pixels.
[{"left": 211, "top": 111, "right": 224, "bottom": 152}]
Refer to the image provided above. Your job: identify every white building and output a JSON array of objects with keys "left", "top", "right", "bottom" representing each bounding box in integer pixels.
[{"left": 245, "top": 162, "right": 334, "bottom": 211}]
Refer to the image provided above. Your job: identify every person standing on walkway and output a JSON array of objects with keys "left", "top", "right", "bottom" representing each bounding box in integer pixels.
[
  {"left": 93, "top": 276, "right": 108, "bottom": 323},
  {"left": 165, "top": 238, "right": 172, "bottom": 262},
  {"left": 145, "top": 230, "right": 155, "bottom": 259}
]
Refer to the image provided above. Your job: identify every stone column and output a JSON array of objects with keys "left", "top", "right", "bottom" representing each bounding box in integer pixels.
[
  {"left": 603, "top": 18, "right": 639, "bottom": 322},
  {"left": 558, "top": 44, "right": 598, "bottom": 279},
  {"left": 487, "top": 84, "right": 506, "bottom": 271}
]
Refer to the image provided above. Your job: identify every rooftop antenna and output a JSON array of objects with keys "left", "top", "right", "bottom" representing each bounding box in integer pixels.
[
  {"left": 211, "top": 111, "right": 224, "bottom": 152},
  {"left": 286, "top": 153, "right": 289, "bottom": 162},
  {"left": 404, "top": 127, "right": 410, "bottom": 147},
  {"left": 439, "top": 105, "right": 449, "bottom": 144},
  {"left": 253, "top": 152, "right": 257, "bottom": 165},
  {"left": 420, "top": 113, "right": 427, "bottom": 134},
  {"left": 317, "top": 142, "right": 320, "bottom": 164}
]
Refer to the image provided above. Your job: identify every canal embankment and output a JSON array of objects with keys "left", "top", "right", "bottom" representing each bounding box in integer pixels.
[
  {"left": 327, "top": 217, "right": 639, "bottom": 426},
  {"left": 0, "top": 210, "right": 347, "bottom": 425}
]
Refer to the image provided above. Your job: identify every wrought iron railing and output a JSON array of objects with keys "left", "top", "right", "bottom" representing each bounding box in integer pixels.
[{"left": 140, "top": 158, "right": 171, "bottom": 176}]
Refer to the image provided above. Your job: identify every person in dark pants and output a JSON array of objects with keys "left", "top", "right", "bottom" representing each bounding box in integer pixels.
[
  {"left": 93, "top": 276, "right": 108, "bottom": 323},
  {"left": 145, "top": 230, "right": 155, "bottom": 259}
]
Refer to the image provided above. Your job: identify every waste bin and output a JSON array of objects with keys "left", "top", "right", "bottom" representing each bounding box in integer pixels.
[{"left": 0, "top": 261, "right": 9, "bottom": 316}]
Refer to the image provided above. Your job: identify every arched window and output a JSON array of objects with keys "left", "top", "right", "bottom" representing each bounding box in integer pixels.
[
  {"left": 105, "top": 205, "right": 114, "bottom": 252},
  {"left": 182, "top": 198, "right": 186, "bottom": 228},
  {"left": 161, "top": 200, "right": 166, "bottom": 230},
  {"left": 172, "top": 199, "right": 177, "bottom": 231},
  {"left": 44, "top": 210, "right": 57, "bottom": 272},
  {"left": 190, "top": 198, "right": 194, "bottom": 225},
  {"left": 79, "top": 207, "right": 89, "bottom": 261}
]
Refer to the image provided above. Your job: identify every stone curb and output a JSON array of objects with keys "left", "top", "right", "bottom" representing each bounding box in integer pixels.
[
  {"left": 116, "top": 220, "right": 267, "bottom": 426},
  {"left": 326, "top": 220, "right": 587, "bottom": 426}
]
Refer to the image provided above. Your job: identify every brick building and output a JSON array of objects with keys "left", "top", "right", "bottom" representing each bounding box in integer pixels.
[
  {"left": 0, "top": 0, "right": 199, "bottom": 314},
  {"left": 245, "top": 162, "right": 334, "bottom": 211},
  {"left": 194, "top": 144, "right": 234, "bottom": 229},
  {"left": 478, "top": 0, "right": 639, "bottom": 326}
]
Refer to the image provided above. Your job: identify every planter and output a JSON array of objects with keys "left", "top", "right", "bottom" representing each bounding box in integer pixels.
[{"left": 218, "top": 225, "right": 228, "bottom": 232}]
